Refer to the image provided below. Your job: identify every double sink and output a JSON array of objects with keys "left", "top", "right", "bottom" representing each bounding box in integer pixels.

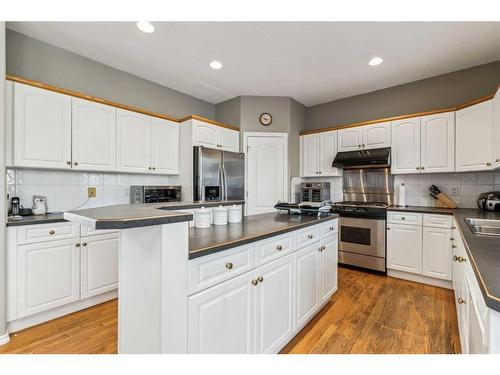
[{"left": 466, "top": 218, "right": 500, "bottom": 237}]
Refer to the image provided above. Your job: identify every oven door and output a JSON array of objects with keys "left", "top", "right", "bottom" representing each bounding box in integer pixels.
[{"left": 339, "top": 217, "right": 385, "bottom": 258}]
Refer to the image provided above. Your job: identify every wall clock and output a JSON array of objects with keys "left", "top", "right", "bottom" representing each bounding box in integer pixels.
[{"left": 259, "top": 112, "right": 273, "bottom": 126}]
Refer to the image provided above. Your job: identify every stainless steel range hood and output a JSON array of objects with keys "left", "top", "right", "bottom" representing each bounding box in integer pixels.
[{"left": 332, "top": 147, "right": 391, "bottom": 169}]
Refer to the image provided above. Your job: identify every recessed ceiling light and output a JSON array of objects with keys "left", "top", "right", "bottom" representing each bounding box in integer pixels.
[
  {"left": 368, "top": 57, "right": 383, "bottom": 66},
  {"left": 209, "top": 61, "right": 223, "bottom": 70},
  {"left": 136, "top": 21, "right": 155, "bottom": 34}
]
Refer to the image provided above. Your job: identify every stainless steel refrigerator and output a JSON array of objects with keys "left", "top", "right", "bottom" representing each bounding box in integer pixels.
[{"left": 193, "top": 146, "right": 245, "bottom": 201}]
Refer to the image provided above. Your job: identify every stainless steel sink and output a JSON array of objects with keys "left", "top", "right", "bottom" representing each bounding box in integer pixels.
[{"left": 465, "top": 218, "right": 500, "bottom": 237}]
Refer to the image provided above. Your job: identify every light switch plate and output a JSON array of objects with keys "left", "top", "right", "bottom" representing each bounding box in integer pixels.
[{"left": 88, "top": 187, "right": 96, "bottom": 198}]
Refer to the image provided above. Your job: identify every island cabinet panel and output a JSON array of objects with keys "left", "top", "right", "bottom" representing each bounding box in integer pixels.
[
  {"left": 320, "top": 237, "right": 338, "bottom": 304},
  {"left": 80, "top": 233, "right": 119, "bottom": 299},
  {"left": 422, "top": 226, "right": 452, "bottom": 281},
  {"left": 16, "top": 239, "right": 80, "bottom": 318},
  {"left": 13, "top": 82, "right": 72, "bottom": 169},
  {"left": 71, "top": 98, "right": 117, "bottom": 171},
  {"left": 387, "top": 223, "right": 422, "bottom": 274},
  {"left": 187, "top": 271, "right": 256, "bottom": 354},
  {"left": 255, "top": 254, "right": 295, "bottom": 354},
  {"left": 295, "top": 243, "right": 320, "bottom": 330}
]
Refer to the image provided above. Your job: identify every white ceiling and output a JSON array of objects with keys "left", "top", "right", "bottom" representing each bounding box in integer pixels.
[{"left": 7, "top": 22, "right": 500, "bottom": 106}]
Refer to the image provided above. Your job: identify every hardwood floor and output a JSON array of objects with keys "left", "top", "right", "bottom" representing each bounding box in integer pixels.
[{"left": 0, "top": 267, "right": 460, "bottom": 354}]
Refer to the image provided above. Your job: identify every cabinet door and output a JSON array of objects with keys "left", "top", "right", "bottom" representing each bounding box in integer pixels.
[
  {"left": 13, "top": 82, "right": 72, "bottom": 169},
  {"left": 71, "top": 98, "right": 116, "bottom": 171},
  {"left": 151, "top": 118, "right": 179, "bottom": 174},
  {"left": 255, "top": 255, "right": 295, "bottom": 354},
  {"left": 493, "top": 88, "right": 500, "bottom": 168},
  {"left": 188, "top": 271, "right": 256, "bottom": 354},
  {"left": 362, "top": 122, "right": 391, "bottom": 149},
  {"left": 16, "top": 239, "right": 80, "bottom": 318},
  {"left": 391, "top": 117, "right": 421, "bottom": 174},
  {"left": 295, "top": 244, "right": 320, "bottom": 329},
  {"left": 456, "top": 100, "right": 494, "bottom": 172},
  {"left": 386, "top": 223, "right": 422, "bottom": 274},
  {"left": 420, "top": 112, "right": 455, "bottom": 173},
  {"left": 319, "top": 131, "right": 341, "bottom": 176},
  {"left": 80, "top": 234, "right": 119, "bottom": 299},
  {"left": 320, "top": 238, "right": 338, "bottom": 304},
  {"left": 116, "top": 109, "right": 152, "bottom": 173},
  {"left": 422, "top": 227, "right": 452, "bottom": 280},
  {"left": 193, "top": 121, "right": 219, "bottom": 149},
  {"left": 219, "top": 128, "right": 240, "bottom": 152},
  {"left": 337, "top": 128, "right": 362, "bottom": 152},
  {"left": 300, "top": 134, "right": 319, "bottom": 177}
]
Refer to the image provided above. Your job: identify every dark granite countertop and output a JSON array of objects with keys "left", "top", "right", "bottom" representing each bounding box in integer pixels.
[
  {"left": 189, "top": 212, "right": 339, "bottom": 259},
  {"left": 7, "top": 212, "right": 67, "bottom": 227},
  {"left": 158, "top": 200, "right": 245, "bottom": 210},
  {"left": 387, "top": 205, "right": 500, "bottom": 312}
]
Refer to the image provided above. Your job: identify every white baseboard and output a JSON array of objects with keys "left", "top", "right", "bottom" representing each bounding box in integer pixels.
[
  {"left": 387, "top": 269, "right": 453, "bottom": 290},
  {"left": 8, "top": 290, "right": 117, "bottom": 333},
  {"left": 0, "top": 332, "right": 10, "bottom": 346}
]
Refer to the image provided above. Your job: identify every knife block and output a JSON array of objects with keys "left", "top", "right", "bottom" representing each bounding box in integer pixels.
[{"left": 435, "top": 192, "right": 457, "bottom": 209}]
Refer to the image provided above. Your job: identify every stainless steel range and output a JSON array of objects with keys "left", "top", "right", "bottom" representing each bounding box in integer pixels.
[{"left": 332, "top": 167, "right": 394, "bottom": 273}]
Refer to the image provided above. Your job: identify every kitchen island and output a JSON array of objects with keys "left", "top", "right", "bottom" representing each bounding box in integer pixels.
[{"left": 64, "top": 206, "right": 339, "bottom": 354}]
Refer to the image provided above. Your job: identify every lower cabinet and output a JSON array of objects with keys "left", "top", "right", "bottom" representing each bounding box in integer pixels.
[
  {"left": 422, "top": 226, "right": 452, "bottom": 280},
  {"left": 295, "top": 244, "right": 320, "bottom": 328},
  {"left": 320, "top": 238, "right": 338, "bottom": 304},
  {"left": 387, "top": 223, "right": 423, "bottom": 274},
  {"left": 16, "top": 239, "right": 80, "bottom": 318}
]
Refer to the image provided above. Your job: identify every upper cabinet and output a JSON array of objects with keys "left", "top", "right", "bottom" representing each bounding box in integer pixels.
[
  {"left": 300, "top": 131, "right": 342, "bottom": 177},
  {"left": 391, "top": 117, "right": 421, "bottom": 174},
  {"left": 337, "top": 122, "right": 390, "bottom": 152},
  {"left": 456, "top": 100, "right": 494, "bottom": 172},
  {"left": 71, "top": 98, "right": 117, "bottom": 171},
  {"left": 14, "top": 83, "right": 72, "bottom": 169},
  {"left": 192, "top": 119, "right": 240, "bottom": 152},
  {"left": 151, "top": 118, "right": 180, "bottom": 174}
]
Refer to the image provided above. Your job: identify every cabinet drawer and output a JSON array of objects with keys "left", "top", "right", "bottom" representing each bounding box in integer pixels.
[
  {"left": 80, "top": 225, "right": 118, "bottom": 237},
  {"left": 255, "top": 233, "right": 294, "bottom": 266},
  {"left": 296, "top": 226, "right": 320, "bottom": 250},
  {"left": 423, "top": 214, "right": 453, "bottom": 229},
  {"left": 321, "top": 219, "right": 338, "bottom": 240},
  {"left": 189, "top": 244, "right": 255, "bottom": 295},
  {"left": 387, "top": 211, "right": 422, "bottom": 226},
  {"left": 16, "top": 222, "right": 80, "bottom": 245}
]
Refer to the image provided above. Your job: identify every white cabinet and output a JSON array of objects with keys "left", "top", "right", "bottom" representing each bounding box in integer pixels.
[
  {"left": 71, "top": 98, "right": 116, "bottom": 171},
  {"left": 422, "top": 226, "right": 452, "bottom": 280},
  {"left": 16, "top": 239, "right": 80, "bottom": 318},
  {"left": 80, "top": 233, "right": 119, "bottom": 299},
  {"left": 493, "top": 88, "right": 500, "bottom": 168},
  {"left": 295, "top": 243, "right": 320, "bottom": 329},
  {"left": 187, "top": 271, "right": 256, "bottom": 354},
  {"left": 337, "top": 127, "right": 363, "bottom": 152},
  {"left": 151, "top": 118, "right": 180, "bottom": 174},
  {"left": 362, "top": 122, "right": 391, "bottom": 149},
  {"left": 387, "top": 223, "right": 422, "bottom": 274},
  {"left": 13, "top": 82, "right": 72, "bottom": 169},
  {"left": 192, "top": 120, "right": 239, "bottom": 152},
  {"left": 420, "top": 112, "right": 455, "bottom": 173},
  {"left": 319, "top": 237, "right": 338, "bottom": 304},
  {"left": 456, "top": 100, "right": 494, "bottom": 172},
  {"left": 300, "top": 131, "right": 341, "bottom": 177},
  {"left": 391, "top": 117, "right": 421, "bottom": 174},
  {"left": 255, "top": 254, "right": 295, "bottom": 354}
]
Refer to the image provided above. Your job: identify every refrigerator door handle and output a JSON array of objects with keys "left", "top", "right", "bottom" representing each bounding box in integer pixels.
[
  {"left": 218, "top": 162, "right": 224, "bottom": 200},
  {"left": 221, "top": 163, "right": 227, "bottom": 201}
]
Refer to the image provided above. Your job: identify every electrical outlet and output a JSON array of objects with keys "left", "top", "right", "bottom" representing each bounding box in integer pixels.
[
  {"left": 88, "top": 187, "right": 96, "bottom": 198},
  {"left": 450, "top": 187, "right": 459, "bottom": 196}
]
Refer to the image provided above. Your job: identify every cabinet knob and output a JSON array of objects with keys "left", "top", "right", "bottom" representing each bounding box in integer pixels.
[
  {"left": 152, "top": 167, "right": 156, "bottom": 171},
  {"left": 329, "top": 227, "right": 334, "bottom": 231},
  {"left": 251, "top": 279, "right": 258, "bottom": 286},
  {"left": 66, "top": 161, "right": 71, "bottom": 165},
  {"left": 416, "top": 167, "right": 420, "bottom": 170},
  {"left": 225, "top": 262, "right": 233, "bottom": 270},
  {"left": 362, "top": 144, "right": 365, "bottom": 147},
  {"left": 319, "top": 171, "right": 322, "bottom": 174},
  {"left": 82, "top": 242, "right": 87, "bottom": 247},
  {"left": 148, "top": 167, "right": 152, "bottom": 170},
  {"left": 401, "top": 217, "right": 405, "bottom": 220},
  {"left": 453, "top": 255, "right": 458, "bottom": 262},
  {"left": 318, "top": 247, "right": 323, "bottom": 252},
  {"left": 308, "top": 234, "right": 314, "bottom": 239},
  {"left": 387, "top": 227, "right": 390, "bottom": 230},
  {"left": 486, "top": 162, "right": 492, "bottom": 166},
  {"left": 420, "top": 166, "right": 425, "bottom": 170},
  {"left": 451, "top": 226, "right": 456, "bottom": 230},
  {"left": 458, "top": 256, "right": 466, "bottom": 263},
  {"left": 451, "top": 244, "right": 457, "bottom": 249},
  {"left": 276, "top": 245, "right": 283, "bottom": 251},
  {"left": 458, "top": 297, "right": 466, "bottom": 304},
  {"left": 358, "top": 144, "right": 361, "bottom": 148},
  {"left": 450, "top": 237, "right": 455, "bottom": 241},
  {"left": 73, "top": 161, "right": 79, "bottom": 166},
  {"left": 496, "top": 159, "right": 500, "bottom": 163},
  {"left": 49, "top": 230, "right": 55, "bottom": 235},
  {"left": 257, "top": 276, "right": 264, "bottom": 283},
  {"left": 75, "top": 243, "right": 80, "bottom": 247}
]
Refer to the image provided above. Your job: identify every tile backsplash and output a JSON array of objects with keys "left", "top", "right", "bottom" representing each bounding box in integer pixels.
[
  {"left": 7, "top": 169, "right": 171, "bottom": 213},
  {"left": 394, "top": 171, "right": 500, "bottom": 208}
]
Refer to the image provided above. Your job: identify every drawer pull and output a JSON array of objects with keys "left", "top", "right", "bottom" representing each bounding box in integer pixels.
[
  {"left": 401, "top": 217, "right": 405, "bottom": 220},
  {"left": 450, "top": 237, "right": 455, "bottom": 241},
  {"left": 457, "top": 256, "right": 466, "bottom": 263},
  {"left": 453, "top": 255, "right": 458, "bottom": 262},
  {"left": 276, "top": 245, "right": 283, "bottom": 251},
  {"left": 251, "top": 279, "right": 258, "bottom": 286},
  {"left": 458, "top": 298, "right": 466, "bottom": 304},
  {"left": 257, "top": 276, "right": 264, "bottom": 283},
  {"left": 308, "top": 234, "right": 314, "bottom": 239},
  {"left": 451, "top": 244, "right": 457, "bottom": 249},
  {"left": 329, "top": 227, "right": 335, "bottom": 231},
  {"left": 75, "top": 243, "right": 80, "bottom": 247},
  {"left": 225, "top": 262, "right": 233, "bottom": 270},
  {"left": 49, "top": 230, "right": 55, "bottom": 235}
]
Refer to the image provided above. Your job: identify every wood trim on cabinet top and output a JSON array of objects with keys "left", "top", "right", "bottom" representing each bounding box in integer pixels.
[
  {"left": 300, "top": 91, "right": 497, "bottom": 136},
  {"left": 179, "top": 114, "right": 240, "bottom": 131}
]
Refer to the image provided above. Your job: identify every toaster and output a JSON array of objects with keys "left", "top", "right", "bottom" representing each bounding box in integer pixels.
[{"left": 477, "top": 191, "right": 500, "bottom": 211}]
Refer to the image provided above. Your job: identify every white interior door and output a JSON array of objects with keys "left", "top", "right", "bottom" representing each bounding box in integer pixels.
[{"left": 245, "top": 133, "right": 288, "bottom": 216}]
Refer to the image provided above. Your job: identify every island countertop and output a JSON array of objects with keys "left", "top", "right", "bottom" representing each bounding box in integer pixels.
[{"left": 188, "top": 212, "right": 339, "bottom": 259}]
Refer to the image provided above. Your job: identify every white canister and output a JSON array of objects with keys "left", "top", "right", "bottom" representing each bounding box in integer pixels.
[
  {"left": 194, "top": 207, "right": 211, "bottom": 228},
  {"left": 213, "top": 205, "right": 228, "bottom": 226},
  {"left": 228, "top": 205, "right": 242, "bottom": 223}
]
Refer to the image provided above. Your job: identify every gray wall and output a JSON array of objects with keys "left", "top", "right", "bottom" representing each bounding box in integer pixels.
[
  {"left": 1, "top": 22, "right": 7, "bottom": 340},
  {"left": 214, "top": 97, "right": 241, "bottom": 127},
  {"left": 306, "top": 61, "right": 500, "bottom": 131},
  {"left": 6, "top": 30, "right": 215, "bottom": 119},
  {"left": 240, "top": 96, "right": 291, "bottom": 134}
]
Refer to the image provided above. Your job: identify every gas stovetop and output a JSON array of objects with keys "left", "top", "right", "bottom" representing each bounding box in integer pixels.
[{"left": 332, "top": 201, "right": 389, "bottom": 219}]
